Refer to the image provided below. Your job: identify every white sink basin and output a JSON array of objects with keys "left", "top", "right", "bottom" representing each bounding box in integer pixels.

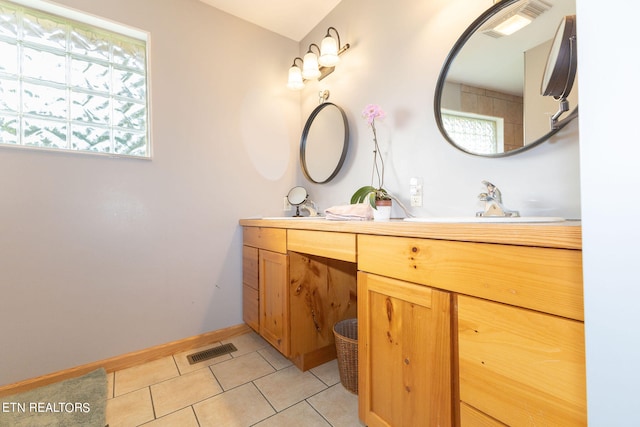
[
  {"left": 261, "top": 216, "right": 324, "bottom": 220},
  {"left": 404, "top": 216, "right": 565, "bottom": 223}
]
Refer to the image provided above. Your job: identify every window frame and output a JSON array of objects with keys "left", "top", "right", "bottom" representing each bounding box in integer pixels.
[
  {"left": 441, "top": 108, "right": 505, "bottom": 155},
  {"left": 0, "top": 0, "right": 152, "bottom": 159}
]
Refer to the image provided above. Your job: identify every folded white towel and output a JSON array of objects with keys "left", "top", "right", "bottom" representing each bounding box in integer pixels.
[{"left": 324, "top": 203, "right": 373, "bottom": 221}]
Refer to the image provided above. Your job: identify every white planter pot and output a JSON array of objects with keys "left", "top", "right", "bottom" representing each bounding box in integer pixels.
[{"left": 373, "top": 200, "right": 392, "bottom": 221}]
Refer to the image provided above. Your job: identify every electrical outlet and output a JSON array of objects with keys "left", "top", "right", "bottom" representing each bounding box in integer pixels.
[
  {"left": 283, "top": 196, "right": 292, "bottom": 211},
  {"left": 410, "top": 177, "right": 423, "bottom": 207}
]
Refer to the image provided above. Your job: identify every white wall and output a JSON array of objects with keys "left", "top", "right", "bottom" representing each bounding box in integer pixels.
[
  {"left": 295, "top": 0, "right": 581, "bottom": 220},
  {"left": 0, "top": 0, "right": 301, "bottom": 385},
  {"left": 578, "top": 0, "right": 640, "bottom": 425}
]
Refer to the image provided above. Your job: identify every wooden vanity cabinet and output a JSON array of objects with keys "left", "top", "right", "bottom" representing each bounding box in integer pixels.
[
  {"left": 457, "top": 295, "right": 586, "bottom": 426},
  {"left": 240, "top": 219, "right": 585, "bottom": 427},
  {"left": 242, "top": 227, "right": 290, "bottom": 356},
  {"left": 358, "top": 272, "right": 452, "bottom": 427},
  {"left": 357, "top": 233, "right": 586, "bottom": 427}
]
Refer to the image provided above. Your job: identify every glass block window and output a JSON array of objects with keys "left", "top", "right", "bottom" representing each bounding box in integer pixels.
[
  {"left": 0, "top": 0, "right": 150, "bottom": 158},
  {"left": 442, "top": 109, "right": 504, "bottom": 155}
]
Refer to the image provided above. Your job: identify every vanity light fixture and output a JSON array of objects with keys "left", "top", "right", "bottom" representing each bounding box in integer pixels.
[{"left": 287, "top": 26, "right": 350, "bottom": 90}]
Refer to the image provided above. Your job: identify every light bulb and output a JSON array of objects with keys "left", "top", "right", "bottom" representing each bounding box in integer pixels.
[
  {"left": 319, "top": 35, "right": 339, "bottom": 67},
  {"left": 302, "top": 51, "right": 321, "bottom": 80},
  {"left": 287, "top": 65, "right": 304, "bottom": 90}
]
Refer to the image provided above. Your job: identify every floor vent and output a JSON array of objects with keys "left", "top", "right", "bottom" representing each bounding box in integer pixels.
[{"left": 186, "top": 343, "right": 237, "bottom": 365}]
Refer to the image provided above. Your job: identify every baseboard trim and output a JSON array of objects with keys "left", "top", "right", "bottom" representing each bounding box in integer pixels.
[{"left": 0, "top": 323, "right": 251, "bottom": 397}]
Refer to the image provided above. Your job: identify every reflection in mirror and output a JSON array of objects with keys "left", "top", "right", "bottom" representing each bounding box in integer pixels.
[
  {"left": 434, "top": 0, "right": 577, "bottom": 157},
  {"left": 300, "top": 102, "right": 349, "bottom": 183},
  {"left": 287, "top": 186, "right": 308, "bottom": 217}
]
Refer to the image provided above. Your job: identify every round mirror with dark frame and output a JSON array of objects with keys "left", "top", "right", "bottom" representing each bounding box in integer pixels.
[
  {"left": 434, "top": 0, "right": 578, "bottom": 157},
  {"left": 300, "top": 101, "right": 349, "bottom": 183}
]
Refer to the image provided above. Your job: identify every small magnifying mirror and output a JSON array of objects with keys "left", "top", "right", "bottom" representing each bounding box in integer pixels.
[
  {"left": 541, "top": 15, "right": 577, "bottom": 129},
  {"left": 287, "top": 186, "right": 308, "bottom": 217}
]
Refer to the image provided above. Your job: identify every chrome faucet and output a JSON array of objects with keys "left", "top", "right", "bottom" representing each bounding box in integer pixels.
[
  {"left": 476, "top": 181, "right": 520, "bottom": 217},
  {"left": 300, "top": 200, "right": 319, "bottom": 217}
]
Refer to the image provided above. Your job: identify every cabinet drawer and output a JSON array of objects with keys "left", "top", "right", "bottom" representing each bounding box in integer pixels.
[
  {"left": 358, "top": 234, "right": 583, "bottom": 320},
  {"left": 243, "top": 227, "right": 287, "bottom": 253},
  {"left": 242, "top": 246, "right": 258, "bottom": 290},
  {"left": 460, "top": 402, "right": 506, "bottom": 427},
  {"left": 457, "top": 295, "right": 587, "bottom": 426},
  {"left": 242, "top": 284, "right": 259, "bottom": 332},
  {"left": 288, "top": 230, "right": 356, "bottom": 262}
]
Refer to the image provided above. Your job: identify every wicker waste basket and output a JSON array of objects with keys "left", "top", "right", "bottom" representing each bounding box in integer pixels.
[{"left": 333, "top": 318, "right": 358, "bottom": 394}]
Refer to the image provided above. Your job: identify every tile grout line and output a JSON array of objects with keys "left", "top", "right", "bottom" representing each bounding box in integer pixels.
[
  {"left": 147, "top": 386, "right": 157, "bottom": 425},
  {"left": 305, "top": 396, "right": 334, "bottom": 427},
  {"left": 170, "top": 353, "right": 181, "bottom": 376},
  {"left": 305, "top": 383, "right": 352, "bottom": 427},
  {"left": 146, "top": 391, "right": 223, "bottom": 424},
  {"left": 207, "top": 364, "right": 225, "bottom": 392},
  {"left": 251, "top": 379, "right": 279, "bottom": 418},
  {"left": 147, "top": 354, "right": 231, "bottom": 423},
  {"left": 109, "top": 372, "right": 115, "bottom": 399},
  {"left": 207, "top": 350, "right": 282, "bottom": 394},
  {"left": 250, "top": 368, "right": 334, "bottom": 421},
  {"left": 308, "top": 365, "right": 339, "bottom": 388},
  {"left": 255, "top": 348, "right": 289, "bottom": 372},
  {"left": 135, "top": 353, "right": 226, "bottom": 425},
  {"left": 190, "top": 405, "right": 201, "bottom": 427}
]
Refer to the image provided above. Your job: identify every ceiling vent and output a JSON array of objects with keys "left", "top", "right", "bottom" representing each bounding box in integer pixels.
[{"left": 482, "top": 0, "right": 552, "bottom": 38}]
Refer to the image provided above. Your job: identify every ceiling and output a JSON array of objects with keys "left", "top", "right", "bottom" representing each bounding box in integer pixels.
[{"left": 197, "top": 0, "right": 343, "bottom": 41}]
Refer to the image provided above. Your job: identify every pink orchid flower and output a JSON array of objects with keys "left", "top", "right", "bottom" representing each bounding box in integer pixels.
[{"left": 362, "top": 104, "right": 385, "bottom": 125}]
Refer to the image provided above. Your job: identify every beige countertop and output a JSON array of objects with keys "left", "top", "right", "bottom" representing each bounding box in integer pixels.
[{"left": 239, "top": 218, "right": 582, "bottom": 250}]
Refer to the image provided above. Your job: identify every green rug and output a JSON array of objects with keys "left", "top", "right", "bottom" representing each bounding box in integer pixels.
[{"left": 0, "top": 368, "right": 107, "bottom": 427}]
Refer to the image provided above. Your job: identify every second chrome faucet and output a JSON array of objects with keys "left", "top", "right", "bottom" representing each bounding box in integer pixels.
[{"left": 477, "top": 181, "right": 520, "bottom": 217}]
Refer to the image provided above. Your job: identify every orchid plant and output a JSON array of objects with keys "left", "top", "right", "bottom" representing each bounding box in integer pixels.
[{"left": 351, "top": 104, "right": 391, "bottom": 208}]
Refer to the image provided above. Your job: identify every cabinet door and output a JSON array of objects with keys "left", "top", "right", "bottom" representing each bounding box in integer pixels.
[
  {"left": 457, "top": 295, "right": 586, "bottom": 426},
  {"left": 259, "top": 250, "right": 290, "bottom": 356},
  {"left": 242, "top": 246, "right": 259, "bottom": 332},
  {"left": 358, "top": 272, "right": 452, "bottom": 427}
]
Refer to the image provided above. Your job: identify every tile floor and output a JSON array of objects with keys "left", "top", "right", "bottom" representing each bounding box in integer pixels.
[{"left": 105, "top": 331, "right": 364, "bottom": 427}]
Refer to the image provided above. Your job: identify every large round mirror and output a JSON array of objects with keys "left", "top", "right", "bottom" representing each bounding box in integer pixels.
[
  {"left": 435, "top": 0, "right": 578, "bottom": 157},
  {"left": 300, "top": 102, "right": 349, "bottom": 183}
]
